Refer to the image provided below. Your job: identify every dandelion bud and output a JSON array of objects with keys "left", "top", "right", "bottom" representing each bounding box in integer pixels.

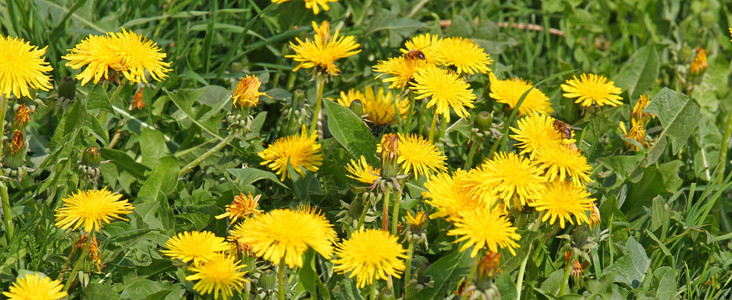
[
  {"left": 3, "top": 131, "right": 26, "bottom": 169},
  {"left": 589, "top": 204, "right": 601, "bottom": 229},
  {"left": 58, "top": 76, "right": 76, "bottom": 100},
  {"left": 689, "top": 47, "right": 708, "bottom": 76},
  {"left": 380, "top": 133, "right": 399, "bottom": 178},
  {"left": 82, "top": 146, "right": 101, "bottom": 169},
  {"left": 405, "top": 211, "right": 428, "bottom": 233},
  {"left": 474, "top": 111, "right": 493, "bottom": 132},
  {"left": 232, "top": 75, "right": 267, "bottom": 110}
]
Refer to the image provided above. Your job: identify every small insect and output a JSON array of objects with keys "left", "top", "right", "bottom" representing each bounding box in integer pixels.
[
  {"left": 404, "top": 48, "right": 426, "bottom": 61},
  {"left": 553, "top": 119, "right": 581, "bottom": 151}
]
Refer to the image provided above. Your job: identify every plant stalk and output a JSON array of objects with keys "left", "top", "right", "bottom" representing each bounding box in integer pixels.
[
  {"left": 404, "top": 239, "right": 415, "bottom": 299},
  {"left": 390, "top": 189, "right": 402, "bottom": 235},
  {"left": 309, "top": 76, "right": 326, "bottom": 134},
  {"left": 179, "top": 130, "right": 237, "bottom": 177},
  {"left": 382, "top": 187, "right": 391, "bottom": 231},
  {"left": 558, "top": 250, "right": 576, "bottom": 296},
  {"left": 404, "top": 92, "right": 415, "bottom": 134},
  {"left": 63, "top": 231, "right": 95, "bottom": 293},
  {"left": 355, "top": 199, "right": 370, "bottom": 233},
  {"left": 370, "top": 281, "right": 377, "bottom": 300},
  {"left": 1, "top": 182, "right": 13, "bottom": 242},
  {"left": 0, "top": 94, "right": 7, "bottom": 156},
  {"left": 277, "top": 258, "right": 286, "bottom": 300},
  {"left": 428, "top": 112, "right": 439, "bottom": 142}
]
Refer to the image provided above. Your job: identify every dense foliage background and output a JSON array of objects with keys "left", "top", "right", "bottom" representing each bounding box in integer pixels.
[{"left": 1, "top": 0, "right": 731, "bottom": 299}]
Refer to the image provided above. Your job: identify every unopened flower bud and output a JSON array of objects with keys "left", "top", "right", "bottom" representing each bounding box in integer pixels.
[
  {"left": 82, "top": 146, "right": 101, "bottom": 168},
  {"left": 58, "top": 76, "right": 76, "bottom": 99},
  {"left": 474, "top": 111, "right": 493, "bottom": 132}
]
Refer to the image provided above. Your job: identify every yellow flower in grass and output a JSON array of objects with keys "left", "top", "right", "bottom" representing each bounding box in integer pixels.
[
  {"left": 313, "top": 21, "right": 331, "bottom": 42},
  {"left": 237, "top": 207, "right": 336, "bottom": 268},
  {"left": 619, "top": 120, "right": 647, "bottom": 151},
  {"left": 54, "top": 188, "right": 134, "bottom": 233},
  {"left": 0, "top": 35, "right": 53, "bottom": 98},
  {"left": 216, "top": 193, "right": 262, "bottom": 223},
  {"left": 335, "top": 86, "right": 409, "bottom": 125},
  {"left": 111, "top": 28, "right": 171, "bottom": 83},
  {"left": 373, "top": 56, "right": 430, "bottom": 90},
  {"left": 232, "top": 75, "right": 267, "bottom": 109},
  {"left": 561, "top": 74, "right": 622, "bottom": 107},
  {"left": 510, "top": 113, "right": 563, "bottom": 159},
  {"left": 162, "top": 231, "right": 230, "bottom": 265},
  {"left": 186, "top": 254, "right": 248, "bottom": 300},
  {"left": 631, "top": 95, "right": 654, "bottom": 124},
  {"left": 434, "top": 37, "right": 492, "bottom": 75},
  {"left": 271, "top": 0, "right": 337, "bottom": 15},
  {"left": 64, "top": 34, "right": 120, "bottom": 85},
  {"left": 689, "top": 47, "right": 707, "bottom": 75},
  {"left": 345, "top": 156, "right": 380, "bottom": 184},
  {"left": 467, "top": 152, "right": 546, "bottom": 209},
  {"left": 286, "top": 23, "right": 360, "bottom": 75},
  {"left": 534, "top": 144, "right": 592, "bottom": 186},
  {"left": 530, "top": 181, "right": 594, "bottom": 228},
  {"left": 489, "top": 74, "right": 553, "bottom": 115},
  {"left": 2, "top": 273, "right": 67, "bottom": 300},
  {"left": 333, "top": 229, "right": 407, "bottom": 288},
  {"left": 448, "top": 206, "right": 521, "bottom": 257},
  {"left": 423, "top": 169, "right": 489, "bottom": 221},
  {"left": 410, "top": 65, "right": 476, "bottom": 122},
  {"left": 401, "top": 33, "right": 441, "bottom": 64},
  {"left": 259, "top": 126, "right": 323, "bottom": 180},
  {"left": 397, "top": 133, "right": 447, "bottom": 178}
]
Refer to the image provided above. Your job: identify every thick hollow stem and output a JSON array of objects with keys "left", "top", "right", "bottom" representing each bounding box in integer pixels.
[
  {"left": 390, "top": 189, "right": 402, "bottom": 235},
  {"left": 403, "top": 92, "right": 415, "bottom": 134},
  {"left": 428, "top": 112, "right": 439, "bottom": 142},
  {"left": 558, "top": 250, "right": 576, "bottom": 296},
  {"left": 277, "top": 258, "right": 286, "bottom": 300},
  {"left": 355, "top": 199, "right": 370, "bottom": 233},
  {"left": 370, "top": 280, "right": 377, "bottom": 300},
  {"left": 1, "top": 182, "right": 13, "bottom": 241},
  {"left": 382, "top": 188, "right": 391, "bottom": 231},
  {"left": 0, "top": 94, "right": 7, "bottom": 156},
  {"left": 64, "top": 231, "right": 95, "bottom": 293},
  {"left": 404, "top": 240, "right": 415, "bottom": 298},
  {"left": 309, "top": 76, "right": 325, "bottom": 134}
]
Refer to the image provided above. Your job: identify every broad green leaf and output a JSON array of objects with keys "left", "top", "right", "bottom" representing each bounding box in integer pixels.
[
  {"left": 48, "top": 100, "right": 86, "bottom": 148},
  {"left": 86, "top": 84, "right": 113, "bottom": 113},
  {"left": 140, "top": 128, "right": 169, "bottom": 168},
  {"left": 538, "top": 269, "right": 565, "bottom": 295},
  {"left": 615, "top": 45, "right": 660, "bottom": 101},
  {"left": 323, "top": 99, "right": 378, "bottom": 165},
  {"left": 138, "top": 156, "right": 180, "bottom": 200},
  {"left": 101, "top": 148, "right": 150, "bottom": 180},
  {"left": 298, "top": 250, "right": 318, "bottom": 297},
  {"left": 645, "top": 88, "right": 701, "bottom": 165},
  {"left": 414, "top": 250, "right": 472, "bottom": 298},
  {"left": 81, "top": 282, "right": 121, "bottom": 300},
  {"left": 85, "top": 116, "right": 109, "bottom": 146},
  {"left": 601, "top": 237, "right": 650, "bottom": 289},
  {"left": 165, "top": 88, "right": 223, "bottom": 139},
  {"left": 227, "top": 167, "right": 289, "bottom": 189},
  {"left": 596, "top": 154, "right": 645, "bottom": 183},
  {"left": 654, "top": 267, "right": 677, "bottom": 299},
  {"left": 288, "top": 163, "right": 322, "bottom": 201}
]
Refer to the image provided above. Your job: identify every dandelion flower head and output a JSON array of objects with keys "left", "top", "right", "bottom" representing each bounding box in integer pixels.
[
  {"left": 54, "top": 188, "right": 134, "bottom": 233},
  {"left": 271, "top": 0, "right": 338, "bottom": 15},
  {"left": 216, "top": 193, "right": 262, "bottom": 223},
  {"left": 534, "top": 144, "right": 592, "bottom": 186},
  {"left": 232, "top": 75, "right": 267, "bottom": 109},
  {"left": 510, "top": 113, "right": 563, "bottom": 159},
  {"left": 345, "top": 156, "right": 380, "bottom": 185},
  {"left": 401, "top": 33, "right": 441, "bottom": 65},
  {"left": 561, "top": 73, "right": 622, "bottom": 107},
  {"left": 530, "top": 181, "right": 594, "bottom": 228},
  {"left": 467, "top": 152, "right": 546, "bottom": 209},
  {"left": 423, "top": 169, "right": 489, "bottom": 221},
  {"left": 448, "top": 206, "right": 521, "bottom": 257},
  {"left": 336, "top": 86, "right": 409, "bottom": 125},
  {"left": 333, "top": 229, "right": 407, "bottom": 288},
  {"left": 259, "top": 126, "right": 323, "bottom": 180},
  {"left": 2, "top": 273, "right": 67, "bottom": 300},
  {"left": 162, "top": 231, "right": 230, "bottom": 265},
  {"left": 410, "top": 65, "right": 476, "bottom": 122},
  {"left": 186, "top": 254, "right": 248, "bottom": 300},
  {"left": 489, "top": 73, "right": 553, "bottom": 115},
  {"left": 395, "top": 133, "right": 447, "bottom": 178},
  {"left": 0, "top": 35, "right": 53, "bottom": 98},
  {"left": 434, "top": 36, "right": 492, "bottom": 75},
  {"left": 286, "top": 23, "right": 360, "bottom": 76}
]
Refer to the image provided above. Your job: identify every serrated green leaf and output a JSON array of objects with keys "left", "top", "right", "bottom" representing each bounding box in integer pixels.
[
  {"left": 645, "top": 88, "right": 701, "bottom": 165},
  {"left": 601, "top": 237, "right": 649, "bottom": 288},
  {"left": 323, "top": 99, "right": 378, "bottom": 165},
  {"left": 138, "top": 156, "right": 180, "bottom": 200},
  {"left": 615, "top": 45, "right": 660, "bottom": 101},
  {"left": 86, "top": 84, "right": 113, "bottom": 113},
  {"left": 140, "top": 128, "right": 169, "bottom": 168},
  {"left": 414, "top": 250, "right": 472, "bottom": 298},
  {"left": 227, "top": 167, "right": 288, "bottom": 189},
  {"left": 101, "top": 148, "right": 150, "bottom": 180}
]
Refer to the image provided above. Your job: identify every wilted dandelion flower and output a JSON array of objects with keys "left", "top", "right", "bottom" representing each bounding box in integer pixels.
[
  {"left": 423, "top": 169, "right": 488, "bottom": 221},
  {"left": 336, "top": 86, "right": 409, "bottom": 125},
  {"left": 373, "top": 56, "right": 430, "bottom": 90},
  {"left": 237, "top": 207, "right": 336, "bottom": 268},
  {"left": 130, "top": 88, "right": 145, "bottom": 110},
  {"left": 271, "top": 0, "right": 337, "bottom": 15},
  {"left": 0, "top": 35, "right": 53, "bottom": 98},
  {"left": 286, "top": 23, "right": 360, "bottom": 75},
  {"left": 534, "top": 144, "right": 592, "bottom": 186},
  {"left": 186, "top": 254, "right": 248, "bottom": 300},
  {"left": 14, "top": 104, "right": 32, "bottom": 128},
  {"left": 448, "top": 206, "right": 521, "bottom": 257},
  {"left": 619, "top": 121, "right": 647, "bottom": 151},
  {"left": 232, "top": 75, "right": 267, "bottom": 109},
  {"left": 111, "top": 28, "right": 171, "bottom": 83},
  {"left": 510, "top": 113, "right": 563, "bottom": 159},
  {"left": 467, "top": 152, "right": 546, "bottom": 209},
  {"left": 561, "top": 74, "right": 622, "bottom": 107},
  {"left": 333, "top": 229, "right": 407, "bottom": 288},
  {"left": 410, "top": 65, "right": 476, "bottom": 122},
  {"left": 401, "top": 33, "right": 441, "bottom": 64},
  {"left": 2, "top": 273, "right": 67, "bottom": 300},
  {"left": 162, "top": 231, "right": 230, "bottom": 265},
  {"left": 530, "top": 181, "right": 594, "bottom": 228},
  {"left": 489, "top": 74, "right": 553, "bottom": 115},
  {"left": 632, "top": 95, "right": 653, "bottom": 123},
  {"left": 259, "top": 126, "right": 323, "bottom": 180},
  {"left": 689, "top": 47, "right": 707, "bottom": 75},
  {"left": 216, "top": 193, "right": 262, "bottom": 223},
  {"left": 9, "top": 130, "right": 24, "bottom": 154},
  {"left": 54, "top": 188, "right": 134, "bottom": 233},
  {"left": 397, "top": 133, "right": 447, "bottom": 178},
  {"left": 589, "top": 204, "right": 601, "bottom": 228},
  {"left": 434, "top": 36, "right": 492, "bottom": 75},
  {"left": 345, "top": 156, "right": 380, "bottom": 185}
]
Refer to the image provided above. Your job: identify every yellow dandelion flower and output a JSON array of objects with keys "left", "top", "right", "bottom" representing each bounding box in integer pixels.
[
  {"left": 345, "top": 156, "right": 380, "bottom": 185},
  {"left": 333, "top": 229, "right": 407, "bottom": 288},
  {"left": 186, "top": 254, "right": 248, "bottom": 300},
  {"left": 534, "top": 144, "right": 592, "bottom": 186},
  {"left": 232, "top": 75, "right": 267, "bottom": 109},
  {"left": 410, "top": 65, "right": 476, "bottom": 122},
  {"left": 589, "top": 204, "right": 600, "bottom": 229},
  {"left": 632, "top": 95, "right": 653, "bottom": 123},
  {"left": 423, "top": 169, "right": 488, "bottom": 221},
  {"left": 373, "top": 56, "right": 430, "bottom": 90},
  {"left": 272, "top": 0, "right": 337, "bottom": 14},
  {"left": 54, "top": 188, "right": 134, "bottom": 233},
  {"left": 401, "top": 33, "right": 441, "bottom": 64},
  {"left": 313, "top": 21, "right": 330, "bottom": 42},
  {"left": 162, "top": 231, "right": 230, "bottom": 265},
  {"left": 0, "top": 35, "right": 53, "bottom": 98},
  {"left": 2, "top": 273, "right": 67, "bottom": 300},
  {"left": 405, "top": 211, "right": 428, "bottom": 231},
  {"left": 561, "top": 74, "right": 623, "bottom": 107},
  {"left": 216, "top": 193, "right": 262, "bottom": 223},
  {"left": 619, "top": 120, "right": 647, "bottom": 151},
  {"left": 64, "top": 34, "right": 122, "bottom": 85},
  {"left": 336, "top": 86, "right": 409, "bottom": 125},
  {"left": 448, "top": 206, "right": 521, "bottom": 257},
  {"left": 489, "top": 73, "right": 553, "bottom": 115},
  {"left": 467, "top": 152, "right": 546, "bottom": 209},
  {"left": 397, "top": 133, "right": 447, "bottom": 178},
  {"left": 14, "top": 104, "right": 32, "bottom": 128},
  {"left": 689, "top": 47, "right": 708, "bottom": 75},
  {"left": 111, "top": 28, "right": 171, "bottom": 83},
  {"left": 510, "top": 113, "right": 563, "bottom": 159},
  {"left": 434, "top": 36, "right": 492, "bottom": 75},
  {"left": 9, "top": 130, "right": 24, "bottom": 154},
  {"left": 286, "top": 27, "right": 360, "bottom": 75},
  {"left": 530, "top": 181, "right": 594, "bottom": 228},
  {"left": 259, "top": 126, "right": 323, "bottom": 180},
  {"left": 237, "top": 207, "right": 336, "bottom": 268}
]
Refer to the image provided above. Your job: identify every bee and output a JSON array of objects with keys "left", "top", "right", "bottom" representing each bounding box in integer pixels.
[
  {"left": 553, "top": 119, "right": 581, "bottom": 151},
  {"left": 404, "top": 49, "right": 426, "bottom": 61}
]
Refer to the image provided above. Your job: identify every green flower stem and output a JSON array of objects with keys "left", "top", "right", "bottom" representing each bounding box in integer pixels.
[
  {"left": 309, "top": 76, "right": 326, "bottom": 134},
  {"left": 178, "top": 130, "right": 237, "bottom": 177},
  {"left": 461, "top": 257, "right": 480, "bottom": 300},
  {"left": 355, "top": 198, "right": 370, "bottom": 233},
  {"left": 558, "top": 250, "right": 576, "bottom": 296},
  {"left": 277, "top": 258, "right": 286, "bottom": 300},
  {"left": 516, "top": 214, "right": 543, "bottom": 299},
  {"left": 404, "top": 239, "right": 415, "bottom": 299},
  {"left": 716, "top": 112, "right": 732, "bottom": 185},
  {"left": 99, "top": 83, "right": 126, "bottom": 124},
  {"left": 0, "top": 94, "right": 7, "bottom": 156},
  {"left": 464, "top": 139, "right": 478, "bottom": 169},
  {"left": 404, "top": 92, "right": 415, "bottom": 134},
  {"left": 64, "top": 231, "right": 95, "bottom": 293},
  {"left": 1, "top": 182, "right": 13, "bottom": 242},
  {"left": 390, "top": 189, "right": 402, "bottom": 235},
  {"left": 428, "top": 112, "right": 439, "bottom": 142},
  {"left": 382, "top": 187, "right": 391, "bottom": 231},
  {"left": 370, "top": 280, "right": 377, "bottom": 300}
]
